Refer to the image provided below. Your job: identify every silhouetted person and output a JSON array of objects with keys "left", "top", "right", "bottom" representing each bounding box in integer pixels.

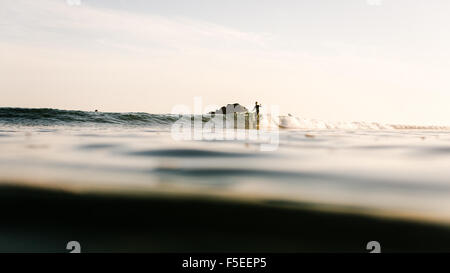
[
  {"left": 253, "top": 102, "right": 261, "bottom": 116},
  {"left": 252, "top": 102, "right": 262, "bottom": 130}
]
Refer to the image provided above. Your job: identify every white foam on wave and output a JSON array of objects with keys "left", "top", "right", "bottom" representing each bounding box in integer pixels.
[{"left": 274, "top": 115, "right": 450, "bottom": 131}]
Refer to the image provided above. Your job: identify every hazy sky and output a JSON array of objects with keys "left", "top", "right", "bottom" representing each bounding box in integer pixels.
[{"left": 1, "top": 0, "right": 450, "bottom": 125}]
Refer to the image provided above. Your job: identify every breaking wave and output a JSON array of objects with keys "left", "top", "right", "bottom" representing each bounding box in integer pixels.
[
  {"left": 0, "top": 108, "right": 179, "bottom": 127},
  {"left": 0, "top": 107, "right": 448, "bottom": 130},
  {"left": 277, "top": 115, "right": 450, "bottom": 130}
]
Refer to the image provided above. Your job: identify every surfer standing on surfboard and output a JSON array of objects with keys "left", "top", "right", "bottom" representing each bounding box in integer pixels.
[
  {"left": 253, "top": 101, "right": 261, "bottom": 116},
  {"left": 253, "top": 102, "right": 262, "bottom": 129}
]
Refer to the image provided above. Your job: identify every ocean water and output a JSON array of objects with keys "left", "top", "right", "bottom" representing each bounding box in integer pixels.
[{"left": 1, "top": 107, "right": 450, "bottom": 251}]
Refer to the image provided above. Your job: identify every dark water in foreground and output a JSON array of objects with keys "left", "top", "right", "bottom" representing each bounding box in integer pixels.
[{"left": 1, "top": 108, "right": 450, "bottom": 252}]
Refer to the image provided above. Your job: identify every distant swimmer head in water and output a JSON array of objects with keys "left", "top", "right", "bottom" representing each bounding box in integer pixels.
[{"left": 95, "top": 110, "right": 98, "bottom": 113}]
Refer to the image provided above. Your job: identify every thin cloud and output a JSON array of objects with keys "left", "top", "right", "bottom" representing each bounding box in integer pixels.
[{"left": 0, "top": 0, "right": 270, "bottom": 54}]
